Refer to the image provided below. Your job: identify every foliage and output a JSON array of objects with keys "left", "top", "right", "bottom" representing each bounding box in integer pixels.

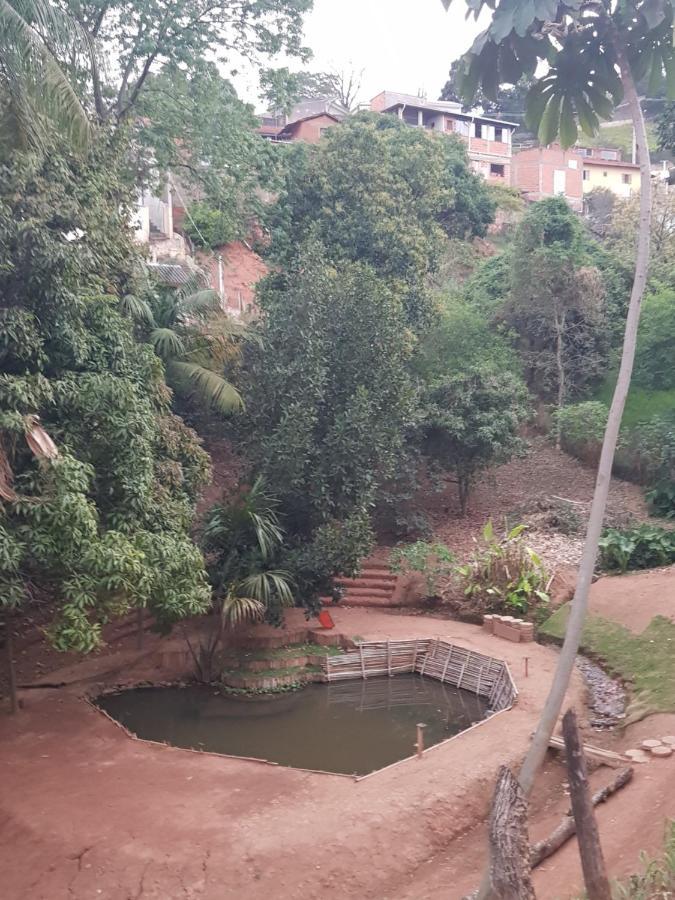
[
  {"left": 389, "top": 541, "right": 455, "bottom": 598},
  {"left": 0, "top": 0, "right": 90, "bottom": 155},
  {"left": 455, "top": 520, "right": 549, "bottom": 615},
  {"left": 541, "top": 607, "right": 675, "bottom": 720},
  {"left": 608, "top": 191, "right": 675, "bottom": 288},
  {"left": 463, "top": 252, "right": 512, "bottom": 316},
  {"left": 418, "top": 368, "right": 530, "bottom": 514},
  {"left": 646, "top": 480, "right": 675, "bottom": 519},
  {"left": 239, "top": 244, "right": 414, "bottom": 607},
  {"left": 259, "top": 67, "right": 358, "bottom": 113},
  {"left": 612, "top": 820, "right": 675, "bottom": 899},
  {"left": 191, "top": 478, "right": 294, "bottom": 680},
  {"left": 555, "top": 401, "right": 608, "bottom": 458},
  {"left": 144, "top": 282, "right": 250, "bottom": 415},
  {"left": 182, "top": 202, "right": 241, "bottom": 248},
  {"left": 265, "top": 112, "right": 495, "bottom": 326},
  {"left": 58, "top": 0, "right": 311, "bottom": 124},
  {"left": 412, "top": 295, "right": 520, "bottom": 384},
  {"left": 135, "top": 60, "right": 277, "bottom": 232},
  {"left": 598, "top": 524, "right": 675, "bottom": 572},
  {"left": 440, "top": 60, "right": 532, "bottom": 122},
  {"left": 506, "top": 198, "right": 607, "bottom": 411},
  {"left": 0, "top": 140, "right": 212, "bottom": 649},
  {"left": 633, "top": 288, "right": 675, "bottom": 390},
  {"left": 443, "top": 0, "right": 675, "bottom": 149}
]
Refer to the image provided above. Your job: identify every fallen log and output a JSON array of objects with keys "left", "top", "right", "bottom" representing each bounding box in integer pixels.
[
  {"left": 530, "top": 766, "right": 634, "bottom": 868},
  {"left": 549, "top": 735, "right": 630, "bottom": 768}
]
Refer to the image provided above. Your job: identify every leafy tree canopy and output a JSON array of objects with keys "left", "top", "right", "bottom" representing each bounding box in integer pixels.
[
  {"left": 0, "top": 141, "right": 211, "bottom": 650},
  {"left": 265, "top": 112, "right": 496, "bottom": 326},
  {"left": 259, "top": 67, "right": 359, "bottom": 114},
  {"left": 238, "top": 243, "right": 416, "bottom": 605},
  {"left": 134, "top": 59, "right": 279, "bottom": 230}
]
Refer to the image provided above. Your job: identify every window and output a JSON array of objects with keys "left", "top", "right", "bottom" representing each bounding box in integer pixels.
[
  {"left": 600, "top": 149, "right": 619, "bottom": 160},
  {"left": 453, "top": 119, "right": 470, "bottom": 136},
  {"left": 494, "top": 126, "right": 504, "bottom": 142},
  {"left": 622, "top": 173, "right": 632, "bottom": 185},
  {"left": 583, "top": 170, "right": 590, "bottom": 181},
  {"left": 319, "top": 128, "right": 329, "bottom": 137},
  {"left": 490, "top": 163, "right": 505, "bottom": 177},
  {"left": 568, "top": 159, "right": 578, "bottom": 170},
  {"left": 603, "top": 170, "right": 608, "bottom": 177},
  {"left": 553, "top": 169, "right": 566, "bottom": 195},
  {"left": 474, "top": 122, "right": 485, "bottom": 139}
]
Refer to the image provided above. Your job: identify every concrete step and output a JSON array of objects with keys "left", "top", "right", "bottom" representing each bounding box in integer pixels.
[
  {"left": 340, "top": 587, "right": 394, "bottom": 599},
  {"left": 335, "top": 577, "right": 396, "bottom": 592},
  {"left": 339, "top": 595, "right": 400, "bottom": 608}
]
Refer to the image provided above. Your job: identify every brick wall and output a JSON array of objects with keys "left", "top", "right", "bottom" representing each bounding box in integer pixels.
[
  {"left": 511, "top": 145, "right": 584, "bottom": 210},
  {"left": 286, "top": 114, "right": 338, "bottom": 144}
]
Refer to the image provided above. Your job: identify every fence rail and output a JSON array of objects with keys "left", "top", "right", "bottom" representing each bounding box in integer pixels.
[{"left": 321, "top": 638, "right": 517, "bottom": 712}]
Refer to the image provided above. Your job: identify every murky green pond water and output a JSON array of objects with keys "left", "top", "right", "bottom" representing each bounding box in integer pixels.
[{"left": 98, "top": 675, "right": 489, "bottom": 775}]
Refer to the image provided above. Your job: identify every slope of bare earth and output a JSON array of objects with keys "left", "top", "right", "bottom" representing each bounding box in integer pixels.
[{"left": 0, "top": 610, "right": 583, "bottom": 900}]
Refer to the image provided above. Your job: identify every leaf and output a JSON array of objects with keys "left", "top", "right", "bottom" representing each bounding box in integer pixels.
[
  {"left": 513, "top": 0, "right": 536, "bottom": 36},
  {"left": 167, "top": 360, "right": 243, "bottom": 414},
  {"left": 491, "top": 0, "right": 517, "bottom": 42},
  {"left": 150, "top": 327, "right": 184, "bottom": 359},
  {"left": 525, "top": 81, "right": 553, "bottom": 131},
  {"left": 533, "top": 0, "right": 557, "bottom": 20},
  {"left": 648, "top": 49, "right": 665, "bottom": 97},
  {"left": 585, "top": 84, "right": 614, "bottom": 121},
  {"left": 641, "top": 0, "right": 668, "bottom": 29},
  {"left": 507, "top": 523, "right": 526, "bottom": 540},
  {"left": 483, "top": 518, "right": 494, "bottom": 542},
  {"left": 575, "top": 92, "right": 600, "bottom": 137},
  {"left": 559, "top": 94, "right": 579, "bottom": 149},
  {"left": 538, "top": 92, "right": 563, "bottom": 145}
]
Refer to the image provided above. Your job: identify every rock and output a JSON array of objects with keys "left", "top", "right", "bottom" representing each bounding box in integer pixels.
[
  {"left": 641, "top": 739, "right": 663, "bottom": 750},
  {"left": 661, "top": 735, "right": 675, "bottom": 747},
  {"left": 651, "top": 745, "right": 673, "bottom": 758},
  {"left": 625, "top": 749, "right": 650, "bottom": 763}
]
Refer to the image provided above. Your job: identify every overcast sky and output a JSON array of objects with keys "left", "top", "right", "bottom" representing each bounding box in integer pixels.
[{"left": 234, "top": 1, "right": 488, "bottom": 108}]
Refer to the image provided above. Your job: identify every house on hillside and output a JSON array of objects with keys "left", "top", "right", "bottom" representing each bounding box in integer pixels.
[
  {"left": 510, "top": 144, "right": 585, "bottom": 211},
  {"left": 370, "top": 90, "right": 517, "bottom": 182},
  {"left": 258, "top": 98, "right": 347, "bottom": 144},
  {"left": 577, "top": 147, "right": 640, "bottom": 198}
]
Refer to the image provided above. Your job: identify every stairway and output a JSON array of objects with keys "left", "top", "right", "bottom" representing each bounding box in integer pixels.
[{"left": 332, "top": 558, "right": 399, "bottom": 607}]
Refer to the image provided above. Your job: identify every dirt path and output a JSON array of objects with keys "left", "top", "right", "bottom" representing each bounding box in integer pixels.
[
  {"left": 0, "top": 611, "right": 582, "bottom": 900},
  {"left": 588, "top": 565, "right": 675, "bottom": 632}
]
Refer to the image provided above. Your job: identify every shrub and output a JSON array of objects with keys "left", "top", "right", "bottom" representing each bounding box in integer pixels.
[
  {"left": 454, "top": 520, "right": 550, "bottom": 615},
  {"left": 183, "top": 201, "right": 240, "bottom": 249},
  {"left": 598, "top": 524, "right": 675, "bottom": 573},
  {"left": 612, "top": 819, "right": 675, "bottom": 900},
  {"left": 389, "top": 541, "right": 455, "bottom": 599},
  {"left": 633, "top": 288, "right": 675, "bottom": 391},
  {"left": 556, "top": 401, "right": 608, "bottom": 459}
]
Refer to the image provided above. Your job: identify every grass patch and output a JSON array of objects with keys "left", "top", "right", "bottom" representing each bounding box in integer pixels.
[
  {"left": 595, "top": 380, "right": 675, "bottom": 429},
  {"left": 540, "top": 605, "right": 675, "bottom": 719},
  {"left": 233, "top": 643, "right": 343, "bottom": 661}
]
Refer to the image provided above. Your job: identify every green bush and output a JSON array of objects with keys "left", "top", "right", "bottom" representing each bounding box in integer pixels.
[
  {"left": 633, "top": 288, "right": 675, "bottom": 391},
  {"left": 598, "top": 524, "right": 675, "bottom": 573},
  {"left": 454, "top": 520, "right": 549, "bottom": 615},
  {"left": 555, "top": 401, "right": 608, "bottom": 458},
  {"left": 389, "top": 541, "right": 455, "bottom": 599},
  {"left": 183, "top": 201, "right": 240, "bottom": 249}
]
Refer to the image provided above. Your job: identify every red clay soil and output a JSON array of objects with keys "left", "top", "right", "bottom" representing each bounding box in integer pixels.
[
  {"left": 1, "top": 610, "right": 584, "bottom": 900},
  {"left": 587, "top": 565, "right": 675, "bottom": 632}
]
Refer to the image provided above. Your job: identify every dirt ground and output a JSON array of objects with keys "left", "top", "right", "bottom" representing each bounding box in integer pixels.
[
  {"left": 1, "top": 609, "right": 584, "bottom": 900},
  {"left": 587, "top": 565, "right": 675, "bottom": 632}
]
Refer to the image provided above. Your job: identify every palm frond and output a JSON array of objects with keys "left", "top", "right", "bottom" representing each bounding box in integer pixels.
[
  {"left": 238, "top": 570, "right": 295, "bottom": 607},
  {"left": 0, "top": 0, "right": 91, "bottom": 153},
  {"left": 120, "top": 293, "right": 155, "bottom": 325},
  {"left": 167, "top": 360, "right": 243, "bottom": 414},
  {"left": 150, "top": 327, "right": 184, "bottom": 359},
  {"left": 221, "top": 594, "right": 265, "bottom": 629},
  {"left": 176, "top": 289, "right": 222, "bottom": 321}
]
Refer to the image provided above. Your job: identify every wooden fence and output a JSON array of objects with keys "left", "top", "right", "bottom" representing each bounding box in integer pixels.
[{"left": 321, "top": 638, "right": 517, "bottom": 712}]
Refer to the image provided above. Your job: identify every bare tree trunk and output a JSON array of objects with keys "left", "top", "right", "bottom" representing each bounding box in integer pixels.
[
  {"left": 562, "top": 710, "right": 612, "bottom": 900},
  {"left": 483, "top": 767, "right": 536, "bottom": 900},
  {"left": 476, "top": 30, "right": 651, "bottom": 900}
]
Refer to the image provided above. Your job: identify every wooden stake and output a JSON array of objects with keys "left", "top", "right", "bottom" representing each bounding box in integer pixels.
[
  {"left": 562, "top": 709, "right": 612, "bottom": 900},
  {"left": 524, "top": 657, "right": 529, "bottom": 678},
  {"left": 416, "top": 722, "right": 426, "bottom": 758}
]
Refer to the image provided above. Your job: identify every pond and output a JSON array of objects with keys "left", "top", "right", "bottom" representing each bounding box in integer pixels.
[{"left": 97, "top": 674, "right": 489, "bottom": 776}]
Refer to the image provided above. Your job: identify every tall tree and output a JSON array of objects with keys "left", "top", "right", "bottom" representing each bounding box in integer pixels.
[
  {"left": 57, "top": 0, "right": 312, "bottom": 124},
  {"left": 438, "top": 0, "right": 667, "bottom": 894},
  {"left": 266, "top": 111, "right": 495, "bottom": 326},
  {"left": 260, "top": 66, "right": 362, "bottom": 115},
  {"left": 507, "top": 197, "right": 606, "bottom": 428}
]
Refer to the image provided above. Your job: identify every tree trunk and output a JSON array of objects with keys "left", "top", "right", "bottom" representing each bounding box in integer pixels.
[
  {"left": 483, "top": 767, "right": 536, "bottom": 900},
  {"left": 476, "top": 29, "right": 651, "bottom": 900},
  {"left": 562, "top": 710, "right": 612, "bottom": 900},
  {"left": 554, "top": 311, "right": 565, "bottom": 449}
]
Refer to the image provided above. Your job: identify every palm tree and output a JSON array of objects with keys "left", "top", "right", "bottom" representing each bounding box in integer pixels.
[
  {"left": 145, "top": 281, "right": 257, "bottom": 415},
  {"left": 185, "top": 478, "right": 294, "bottom": 681},
  {"left": 0, "top": 0, "right": 90, "bottom": 154}
]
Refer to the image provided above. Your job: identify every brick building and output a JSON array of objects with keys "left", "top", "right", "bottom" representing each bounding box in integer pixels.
[
  {"left": 370, "top": 90, "right": 517, "bottom": 182},
  {"left": 510, "top": 144, "right": 585, "bottom": 211}
]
